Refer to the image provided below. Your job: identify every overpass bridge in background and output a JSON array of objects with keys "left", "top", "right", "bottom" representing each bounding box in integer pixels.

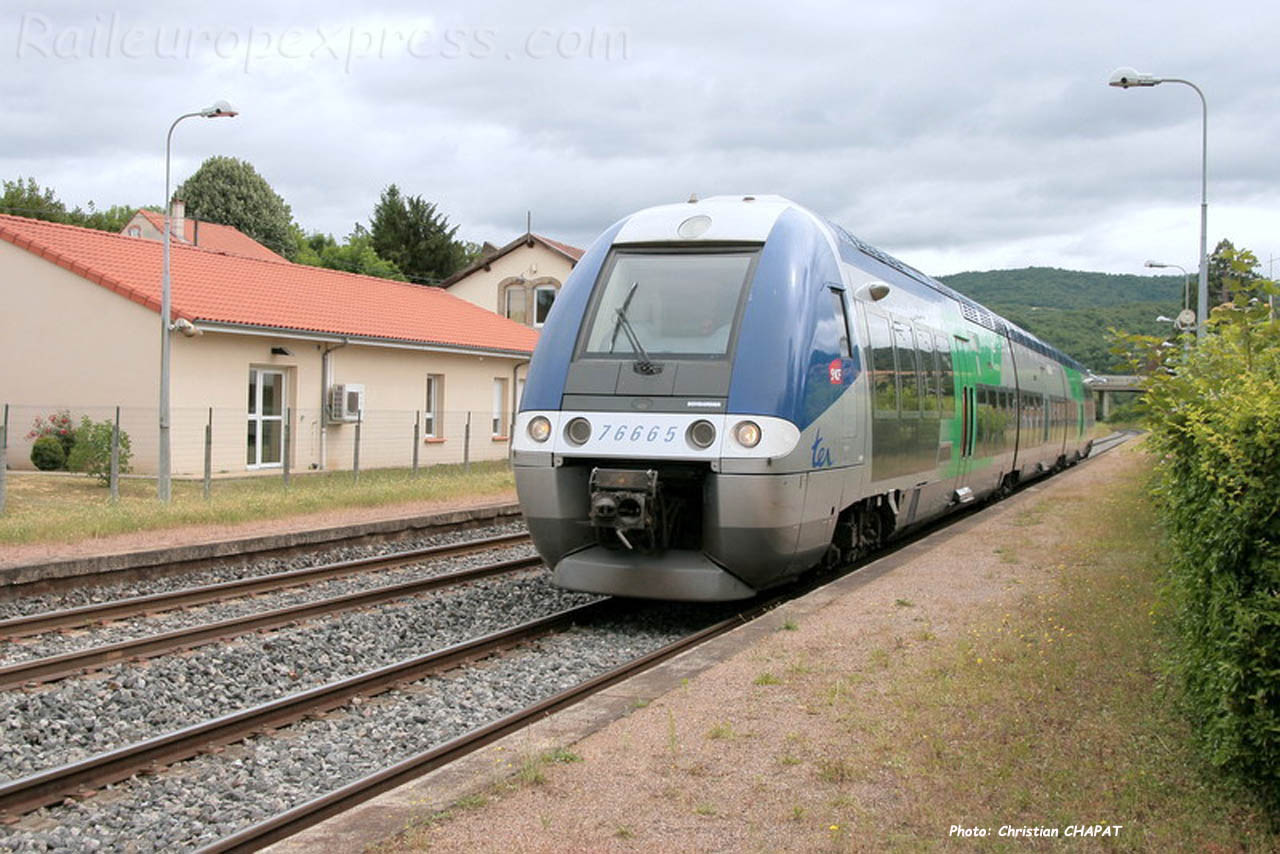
[{"left": 1084, "top": 374, "right": 1144, "bottom": 419}]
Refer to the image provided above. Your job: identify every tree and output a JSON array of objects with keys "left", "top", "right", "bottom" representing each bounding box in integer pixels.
[
  {"left": 368, "top": 185, "right": 470, "bottom": 284},
  {"left": 2, "top": 177, "right": 139, "bottom": 233},
  {"left": 177, "top": 157, "right": 297, "bottom": 259},
  {"left": 1207, "top": 239, "right": 1260, "bottom": 306},
  {"left": 292, "top": 224, "right": 406, "bottom": 280},
  {"left": 1, "top": 176, "right": 69, "bottom": 221},
  {"left": 66, "top": 202, "right": 136, "bottom": 233}
]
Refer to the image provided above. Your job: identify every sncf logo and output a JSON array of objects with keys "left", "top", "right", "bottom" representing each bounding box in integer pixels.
[{"left": 828, "top": 358, "right": 843, "bottom": 385}]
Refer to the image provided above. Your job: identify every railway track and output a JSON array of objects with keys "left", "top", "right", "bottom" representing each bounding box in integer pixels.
[
  {"left": 0, "top": 601, "right": 603, "bottom": 818},
  {"left": 0, "top": 551, "right": 541, "bottom": 689},
  {"left": 0, "top": 531, "right": 530, "bottom": 639},
  {"left": 197, "top": 601, "right": 763, "bottom": 854}
]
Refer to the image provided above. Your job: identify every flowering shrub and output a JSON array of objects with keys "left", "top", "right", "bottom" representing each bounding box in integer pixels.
[{"left": 26, "top": 409, "right": 75, "bottom": 468}]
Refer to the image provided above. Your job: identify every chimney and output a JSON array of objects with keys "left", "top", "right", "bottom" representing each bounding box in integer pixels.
[{"left": 170, "top": 198, "right": 185, "bottom": 242}]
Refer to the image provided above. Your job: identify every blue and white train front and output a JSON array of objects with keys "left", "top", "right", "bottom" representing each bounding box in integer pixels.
[{"left": 512, "top": 196, "right": 862, "bottom": 601}]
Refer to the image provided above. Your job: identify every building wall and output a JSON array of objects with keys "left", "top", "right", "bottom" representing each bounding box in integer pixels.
[
  {"left": 122, "top": 211, "right": 161, "bottom": 241},
  {"left": 153, "top": 331, "right": 527, "bottom": 475},
  {"left": 446, "top": 243, "right": 575, "bottom": 324},
  {"left": 1, "top": 241, "right": 528, "bottom": 476},
  {"left": 0, "top": 240, "right": 166, "bottom": 472}
]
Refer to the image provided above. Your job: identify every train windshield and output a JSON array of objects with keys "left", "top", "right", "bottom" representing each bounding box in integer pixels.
[{"left": 579, "top": 249, "right": 759, "bottom": 359}]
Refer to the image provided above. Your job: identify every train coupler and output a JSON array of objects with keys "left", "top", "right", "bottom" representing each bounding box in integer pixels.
[{"left": 589, "top": 468, "right": 659, "bottom": 550}]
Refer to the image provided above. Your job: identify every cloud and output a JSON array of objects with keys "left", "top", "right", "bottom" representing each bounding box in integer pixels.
[{"left": 3, "top": 0, "right": 1279, "bottom": 275}]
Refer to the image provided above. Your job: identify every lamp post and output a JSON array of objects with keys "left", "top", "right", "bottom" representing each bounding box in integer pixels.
[
  {"left": 1109, "top": 68, "right": 1208, "bottom": 341},
  {"left": 1144, "top": 260, "right": 1191, "bottom": 312},
  {"left": 159, "top": 100, "right": 237, "bottom": 502}
]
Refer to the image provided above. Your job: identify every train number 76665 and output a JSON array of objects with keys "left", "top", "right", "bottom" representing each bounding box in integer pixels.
[{"left": 597, "top": 424, "right": 679, "bottom": 443}]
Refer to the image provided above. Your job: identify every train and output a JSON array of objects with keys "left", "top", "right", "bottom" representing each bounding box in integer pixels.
[{"left": 511, "top": 195, "right": 1095, "bottom": 601}]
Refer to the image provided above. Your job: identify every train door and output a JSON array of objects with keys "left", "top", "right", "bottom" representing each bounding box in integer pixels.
[
  {"left": 830, "top": 286, "right": 862, "bottom": 473},
  {"left": 1056, "top": 366, "right": 1071, "bottom": 458},
  {"left": 951, "top": 335, "right": 979, "bottom": 503}
]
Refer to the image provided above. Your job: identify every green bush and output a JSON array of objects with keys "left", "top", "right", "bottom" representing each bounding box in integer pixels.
[
  {"left": 30, "top": 436, "right": 66, "bottom": 471},
  {"left": 1132, "top": 250, "right": 1280, "bottom": 809},
  {"left": 24, "top": 409, "right": 75, "bottom": 462},
  {"left": 65, "top": 416, "right": 132, "bottom": 485}
]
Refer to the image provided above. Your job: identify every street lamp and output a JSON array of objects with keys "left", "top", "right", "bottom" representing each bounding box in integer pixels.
[
  {"left": 1144, "top": 260, "right": 1191, "bottom": 312},
  {"left": 159, "top": 100, "right": 238, "bottom": 502},
  {"left": 1109, "top": 67, "right": 1208, "bottom": 341}
]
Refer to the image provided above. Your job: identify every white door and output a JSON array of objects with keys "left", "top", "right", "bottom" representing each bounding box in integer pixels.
[{"left": 247, "top": 368, "right": 285, "bottom": 467}]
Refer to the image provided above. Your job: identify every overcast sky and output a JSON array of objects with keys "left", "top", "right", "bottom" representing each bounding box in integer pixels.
[{"left": 4, "top": 1, "right": 1278, "bottom": 278}]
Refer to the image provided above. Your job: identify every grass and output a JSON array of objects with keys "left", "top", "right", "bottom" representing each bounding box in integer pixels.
[
  {"left": 0, "top": 460, "right": 515, "bottom": 546},
  {"left": 800, "top": 448, "right": 1279, "bottom": 851},
  {"left": 706, "top": 721, "right": 735, "bottom": 740}
]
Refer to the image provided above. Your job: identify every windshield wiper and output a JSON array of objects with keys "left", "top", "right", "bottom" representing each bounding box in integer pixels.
[{"left": 610, "top": 281, "right": 660, "bottom": 375}]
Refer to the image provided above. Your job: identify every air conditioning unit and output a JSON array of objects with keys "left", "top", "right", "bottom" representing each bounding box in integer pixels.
[{"left": 328, "top": 383, "right": 365, "bottom": 422}]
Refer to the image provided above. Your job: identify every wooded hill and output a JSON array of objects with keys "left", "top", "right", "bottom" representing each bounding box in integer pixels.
[{"left": 937, "top": 267, "right": 1186, "bottom": 372}]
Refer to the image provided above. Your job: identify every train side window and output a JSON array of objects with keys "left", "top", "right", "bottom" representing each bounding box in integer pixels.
[
  {"left": 829, "top": 288, "right": 852, "bottom": 358},
  {"left": 918, "top": 326, "right": 938, "bottom": 416},
  {"left": 934, "top": 333, "right": 955, "bottom": 418},
  {"left": 869, "top": 312, "right": 897, "bottom": 417},
  {"left": 893, "top": 321, "right": 920, "bottom": 415},
  {"left": 974, "top": 386, "right": 988, "bottom": 450}
]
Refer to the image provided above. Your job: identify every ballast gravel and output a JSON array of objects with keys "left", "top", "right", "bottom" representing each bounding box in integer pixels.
[
  {"left": 0, "top": 542, "right": 539, "bottom": 667},
  {"left": 0, "top": 601, "right": 736, "bottom": 853}
]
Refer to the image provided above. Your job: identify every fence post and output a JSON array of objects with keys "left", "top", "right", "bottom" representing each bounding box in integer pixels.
[
  {"left": 203, "top": 408, "right": 212, "bottom": 500},
  {"left": 412, "top": 410, "right": 420, "bottom": 475},
  {"left": 0, "top": 404, "right": 8, "bottom": 516},
  {"left": 353, "top": 409, "right": 362, "bottom": 484},
  {"left": 464, "top": 411, "right": 471, "bottom": 474},
  {"left": 109, "top": 406, "right": 120, "bottom": 504},
  {"left": 283, "top": 407, "right": 292, "bottom": 489}
]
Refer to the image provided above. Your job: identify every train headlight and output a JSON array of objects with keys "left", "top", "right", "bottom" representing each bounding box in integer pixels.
[
  {"left": 733, "top": 420, "right": 762, "bottom": 448},
  {"left": 687, "top": 419, "right": 717, "bottom": 449},
  {"left": 527, "top": 416, "right": 552, "bottom": 443},
  {"left": 565, "top": 417, "right": 592, "bottom": 446}
]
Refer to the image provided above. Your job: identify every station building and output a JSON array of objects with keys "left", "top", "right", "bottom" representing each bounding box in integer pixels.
[{"left": 0, "top": 212, "right": 540, "bottom": 476}]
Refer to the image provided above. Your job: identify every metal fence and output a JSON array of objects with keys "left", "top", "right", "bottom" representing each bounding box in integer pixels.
[{"left": 0, "top": 403, "right": 515, "bottom": 510}]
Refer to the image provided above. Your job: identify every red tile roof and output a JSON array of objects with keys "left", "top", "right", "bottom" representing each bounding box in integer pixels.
[
  {"left": 535, "top": 233, "right": 585, "bottom": 262},
  {"left": 1, "top": 214, "right": 540, "bottom": 356},
  {"left": 131, "top": 210, "right": 288, "bottom": 263}
]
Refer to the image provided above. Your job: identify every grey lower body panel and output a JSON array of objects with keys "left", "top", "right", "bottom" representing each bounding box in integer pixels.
[
  {"left": 517, "top": 462, "right": 833, "bottom": 600},
  {"left": 552, "top": 545, "right": 758, "bottom": 601}
]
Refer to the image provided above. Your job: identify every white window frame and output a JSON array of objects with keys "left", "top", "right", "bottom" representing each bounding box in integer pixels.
[
  {"left": 533, "top": 284, "right": 557, "bottom": 327},
  {"left": 425, "top": 374, "right": 443, "bottom": 438},
  {"left": 492, "top": 377, "right": 508, "bottom": 438}
]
